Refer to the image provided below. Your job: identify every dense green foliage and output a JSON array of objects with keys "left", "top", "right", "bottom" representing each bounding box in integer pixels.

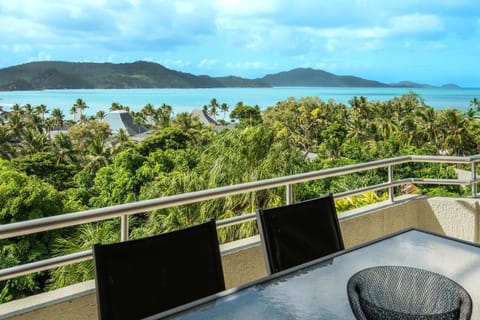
[{"left": 0, "top": 93, "right": 479, "bottom": 301}]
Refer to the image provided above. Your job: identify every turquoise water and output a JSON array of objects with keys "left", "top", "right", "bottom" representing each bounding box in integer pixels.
[{"left": 1, "top": 87, "right": 480, "bottom": 117}]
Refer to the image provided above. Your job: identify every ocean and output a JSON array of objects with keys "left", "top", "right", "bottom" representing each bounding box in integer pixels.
[{"left": 1, "top": 87, "right": 480, "bottom": 117}]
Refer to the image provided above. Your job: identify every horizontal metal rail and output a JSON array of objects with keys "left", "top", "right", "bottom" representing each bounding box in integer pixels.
[
  {"left": 1, "top": 154, "right": 479, "bottom": 281},
  {"left": 0, "top": 155, "right": 412, "bottom": 240},
  {"left": 0, "top": 251, "right": 92, "bottom": 281}
]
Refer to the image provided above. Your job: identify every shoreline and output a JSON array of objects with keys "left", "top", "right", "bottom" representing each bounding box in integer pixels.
[{"left": 1, "top": 87, "right": 479, "bottom": 116}]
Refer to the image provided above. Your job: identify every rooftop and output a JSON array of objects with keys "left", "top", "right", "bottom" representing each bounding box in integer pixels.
[{"left": 103, "top": 109, "right": 148, "bottom": 136}]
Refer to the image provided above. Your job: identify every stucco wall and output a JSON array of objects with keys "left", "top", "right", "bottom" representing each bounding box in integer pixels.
[
  {"left": 418, "top": 196, "right": 480, "bottom": 242},
  {"left": 338, "top": 196, "right": 420, "bottom": 247}
]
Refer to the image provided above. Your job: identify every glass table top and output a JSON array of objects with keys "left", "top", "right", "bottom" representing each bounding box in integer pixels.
[{"left": 147, "top": 229, "right": 480, "bottom": 319}]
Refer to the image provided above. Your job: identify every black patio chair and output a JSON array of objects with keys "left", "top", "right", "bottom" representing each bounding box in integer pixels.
[
  {"left": 256, "top": 193, "right": 344, "bottom": 274},
  {"left": 347, "top": 265, "right": 472, "bottom": 320},
  {"left": 93, "top": 219, "right": 225, "bottom": 320}
]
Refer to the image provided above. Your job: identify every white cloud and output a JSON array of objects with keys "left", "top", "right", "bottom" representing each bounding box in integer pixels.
[
  {"left": 305, "top": 26, "right": 388, "bottom": 39},
  {"left": 389, "top": 13, "right": 444, "bottom": 34},
  {"left": 160, "top": 59, "right": 191, "bottom": 69},
  {"left": 0, "top": 0, "right": 477, "bottom": 85},
  {"left": 424, "top": 41, "right": 447, "bottom": 49},
  {"left": 174, "top": 1, "right": 196, "bottom": 14},
  {"left": 213, "top": 0, "right": 278, "bottom": 16},
  {"left": 325, "top": 38, "right": 337, "bottom": 53},
  {"left": 226, "top": 61, "right": 267, "bottom": 70},
  {"left": 358, "top": 39, "right": 383, "bottom": 51},
  {"left": 12, "top": 44, "right": 33, "bottom": 53},
  {"left": 198, "top": 59, "right": 217, "bottom": 68},
  {"left": 30, "top": 52, "right": 52, "bottom": 62}
]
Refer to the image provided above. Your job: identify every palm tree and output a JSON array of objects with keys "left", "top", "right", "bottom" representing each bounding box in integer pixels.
[
  {"left": 96, "top": 110, "right": 106, "bottom": 121},
  {"left": 70, "top": 105, "right": 77, "bottom": 121},
  {"left": 398, "top": 114, "right": 418, "bottom": 146},
  {"left": 71, "top": 99, "right": 88, "bottom": 122},
  {"left": 18, "top": 128, "right": 50, "bottom": 156},
  {"left": 220, "top": 103, "right": 229, "bottom": 121},
  {"left": 142, "top": 103, "right": 155, "bottom": 117},
  {"left": 371, "top": 102, "right": 398, "bottom": 140},
  {"left": 83, "top": 135, "right": 112, "bottom": 176},
  {"left": 51, "top": 108, "right": 65, "bottom": 129},
  {"left": 52, "top": 132, "right": 78, "bottom": 164},
  {"left": 346, "top": 117, "right": 368, "bottom": 142},
  {"left": 73, "top": 98, "right": 88, "bottom": 115},
  {"left": 205, "top": 98, "right": 219, "bottom": 120},
  {"left": 349, "top": 96, "right": 370, "bottom": 120},
  {"left": 23, "top": 103, "right": 34, "bottom": 115},
  {"left": 470, "top": 97, "right": 480, "bottom": 112},
  {"left": 466, "top": 97, "right": 480, "bottom": 118},
  {"left": 44, "top": 117, "right": 54, "bottom": 140},
  {"left": 11, "top": 103, "right": 22, "bottom": 114},
  {"left": 26, "top": 113, "right": 44, "bottom": 131},
  {"left": 437, "top": 109, "right": 475, "bottom": 156},
  {"left": 5, "top": 112, "right": 24, "bottom": 139},
  {"left": 35, "top": 104, "right": 49, "bottom": 121},
  {"left": 78, "top": 114, "right": 88, "bottom": 124},
  {"left": 172, "top": 112, "right": 202, "bottom": 134},
  {"left": 414, "top": 107, "right": 441, "bottom": 148},
  {"left": 0, "top": 126, "right": 14, "bottom": 159},
  {"left": 111, "top": 128, "right": 133, "bottom": 155},
  {"left": 48, "top": 222, "right": 118, "bottom": 289},
  {"left": 154, "top": 103, "right": 173, "bottom": 129},
  {"left": 110, "top": 102, "right": 127, "bottom": 111}
]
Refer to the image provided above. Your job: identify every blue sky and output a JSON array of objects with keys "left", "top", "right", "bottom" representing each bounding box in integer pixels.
[{"left": 1, "top": 0, "right": 479, "bottom": 87}]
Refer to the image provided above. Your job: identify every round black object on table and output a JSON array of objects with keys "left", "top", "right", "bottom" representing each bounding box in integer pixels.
[{"left": 347, "top": 265, "right": 472, "bottom": 320}]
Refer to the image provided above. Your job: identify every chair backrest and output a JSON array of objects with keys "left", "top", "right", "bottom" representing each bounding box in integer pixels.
[
  {"left": 93, "top": 219, "right": 225, "bottom": 320},
  {"left": 256, "top": 194, "right": 344, "bottom": 274}
]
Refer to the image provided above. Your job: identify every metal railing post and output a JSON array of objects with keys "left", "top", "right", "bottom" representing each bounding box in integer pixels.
[
  {"left": 120, "top": 215, "right": 129, "bottom": 241},
  {"left": 388, "top": 165, "right": 394, "bottom": 202},
  {"left": 286, "top": 184, "right": 293, "bottom": 205},
  {"left": 472, "top": 162, "right": 478, "bottom": 198}
]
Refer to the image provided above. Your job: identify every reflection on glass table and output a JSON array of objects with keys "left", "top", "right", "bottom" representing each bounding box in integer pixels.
[{"left": 144, "top": 228, "right": 480, "bottom": 320}]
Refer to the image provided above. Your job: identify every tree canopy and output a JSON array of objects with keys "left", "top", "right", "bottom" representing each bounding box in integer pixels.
[{"left": 0, "top": 94, "right": 479, "bottom": 301}]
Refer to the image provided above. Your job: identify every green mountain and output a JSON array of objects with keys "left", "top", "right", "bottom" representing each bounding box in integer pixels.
[
  {"left": 0, "top": 61, "right": 459, "bottom": 90},
  {"left": 258, "top": 68, "right": 389, "bottom": 87},
  {"left": 388, "top": 81, "right": 437, "bottom": 88},
  {"left": 389, "top": 81, "right": 461, "bottom": 89},
  {"left": 0, "top": 61, "right": 269, "bottom": 90}
]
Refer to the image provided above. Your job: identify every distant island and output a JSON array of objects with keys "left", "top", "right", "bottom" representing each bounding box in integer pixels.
[
  {"left": 388, "top": 80, "right": 460, "bottom": 89},
  {"left": 0, "top": 61, "right": 460, "bottom": 91}
]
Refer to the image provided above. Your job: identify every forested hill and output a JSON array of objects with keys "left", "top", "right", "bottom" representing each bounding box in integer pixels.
[
  {"left": 0, "top": 61, "right": 458, "bottom": 90},
  {"left": 0, "top": 61, "right": 270, "bottom": 90},
  {"left": 258, "top": 68, "right": 389, "bottom": 87}
]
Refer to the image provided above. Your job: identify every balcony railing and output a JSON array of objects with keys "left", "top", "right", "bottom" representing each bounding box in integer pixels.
[{"left": 1, "top": 154, "right": 480, "bottom": 283}]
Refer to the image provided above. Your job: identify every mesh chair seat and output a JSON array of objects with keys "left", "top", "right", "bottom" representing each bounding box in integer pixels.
[{"left": 347, "top": 266, "right": 472, "bottom": 320}]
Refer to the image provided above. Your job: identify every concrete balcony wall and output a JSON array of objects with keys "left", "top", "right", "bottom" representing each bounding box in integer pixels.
[
  {"left": 338, "top": 195, "right": 421, "bottom": 247},
  {"left": 419, "top": 196, "right": 480, "bottom": 243},
  {"left": 3, "top": 195, "right": 480, "bottom": 320}
]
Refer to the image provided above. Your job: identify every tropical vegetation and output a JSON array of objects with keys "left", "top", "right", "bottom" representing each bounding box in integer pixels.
[{"left": 0, "top": 92, "right": 479, "bottom": 302}]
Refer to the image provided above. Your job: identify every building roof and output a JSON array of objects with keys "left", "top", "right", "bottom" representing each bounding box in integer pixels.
[
  {"left": 104, "top": 110, "right": 148, "bottom": 136},
  {"left": 191, "top": 109, "right": 218, "bottom": 126}
]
